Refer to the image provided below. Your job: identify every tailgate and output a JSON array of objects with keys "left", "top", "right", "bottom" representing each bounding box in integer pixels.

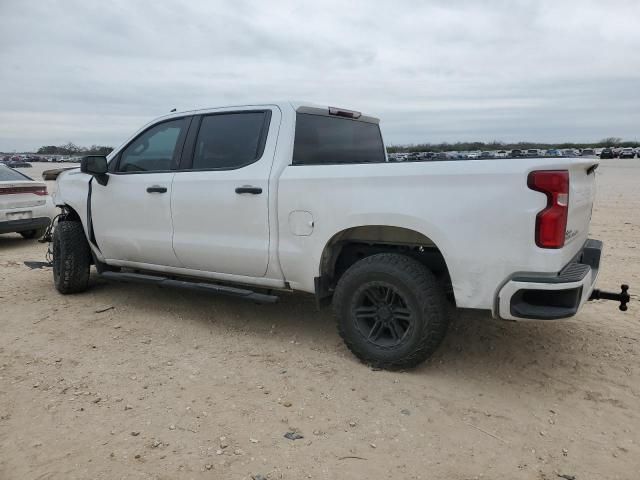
[{"left": 564, "top": 160, "right": 598, "bottom": 256}]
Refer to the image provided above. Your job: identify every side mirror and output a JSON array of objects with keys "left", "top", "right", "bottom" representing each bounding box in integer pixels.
[{"left": 80, "top": 155, "right": 109, "bottom": 185}]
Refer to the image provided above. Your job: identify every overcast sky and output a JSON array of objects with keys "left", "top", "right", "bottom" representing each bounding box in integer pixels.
[{"left": 1, "top": 0, "right": 639, "bottom": 151}]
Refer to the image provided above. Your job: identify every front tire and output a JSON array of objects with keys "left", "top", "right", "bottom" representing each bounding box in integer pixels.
[
  {"left": 333, "top": 253, "right": 450, "bottom": 370},
  {"left": 52, "top": 221, "right": 91, "bottom": 294}
]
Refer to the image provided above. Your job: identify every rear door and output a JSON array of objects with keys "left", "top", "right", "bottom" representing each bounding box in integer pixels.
[
  {"left": 91, "top": 117, "right": 190, "bottom": 266},
  {"left": 171, "top": 107, "right": 279, "bottom": 277}
]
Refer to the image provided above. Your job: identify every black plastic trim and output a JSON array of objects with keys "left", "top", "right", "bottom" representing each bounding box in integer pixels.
[
  {"left": 100, "top": 271, "right": 278, "bottom": 304},
  {"left": 0, "top": 217, "right": 51, "bottom": 234},
  {"left": 510, "top": 286, "right": 583, "bottom": 319},
  {"left": 314, "top": 275, "right": 332, "bottom": 309},
  {"left": 235, "top": 186, "right": 262, "bottom": 194},
  {"left": 178, "top": 114, "right": 201, "bottom": 170},
  {"left": 511, "top": 238, "right": 602, "bottom": 285},
  {"left": 580, "top": 239, "right": 603, "bottom": 270},
  {"left": 86, "top": 177, "right": 100, "bottom": 250},
  {"left": 512, "top": 263, "right": 590, "bottom": 284}
]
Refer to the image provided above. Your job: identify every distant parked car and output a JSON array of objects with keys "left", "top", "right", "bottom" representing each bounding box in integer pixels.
[
  {"left": 480, "top": 151, "right": 495, "bottom": 158},
  {"left": 0, "top": 164, "right": 56, "bottom": 239},
  {"left": 495, "top": 150, "right": 508, "bottom": 158},
  {"left": 619, "top": 147, "right": 636, "bottom": 159},
  {"left": 581, "top": 148, "right": 596, "bottom": 156},
  {"left": 509, "top": 149, "right": 523, "bottom": 157},
  {"left": 467, "top": 151, "right": 481, "bottom": 159},
  {"left": 7, "top": 161, "right": 32, "bottom": 168},
  {"left": 546, "top": 149, "right": 562, "bottom": 157},
  {"left": 562, "top": 149, "right": 577, "bottom": 157},
  {"left": 525, "top": 149, "right": 540, "bottom": 157},
  {"left": 599, "top": 148, "right": 615, "bottom": 159}
]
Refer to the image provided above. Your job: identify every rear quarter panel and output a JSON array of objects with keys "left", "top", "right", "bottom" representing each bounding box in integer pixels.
[{"left": 277, "top": 157, "right": 598, "bottom": 311}]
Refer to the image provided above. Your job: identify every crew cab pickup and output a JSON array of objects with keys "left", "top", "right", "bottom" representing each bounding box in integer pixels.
[{"left": 49, "top": 102, "right": 629, "bottom": 369}]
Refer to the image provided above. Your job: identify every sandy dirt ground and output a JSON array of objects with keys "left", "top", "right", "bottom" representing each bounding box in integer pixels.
[{"left": 1, "top": 160, "right": 638, "bottom": 480}]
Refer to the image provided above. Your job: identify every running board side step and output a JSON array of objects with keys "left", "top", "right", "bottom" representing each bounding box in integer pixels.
[{"left": 99, "top": 271, "right": 279, "bottom": 304}]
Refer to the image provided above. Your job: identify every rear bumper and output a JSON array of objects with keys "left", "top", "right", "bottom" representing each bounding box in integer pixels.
[
  {"left": 0, "top": 217, "right": 51, "bottom": 234},
  {"left": 497, "top": 239, "right": 602, "bottom": 320}
]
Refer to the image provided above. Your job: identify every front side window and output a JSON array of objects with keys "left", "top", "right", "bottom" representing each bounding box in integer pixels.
[
  {"left": 192, "top": 112, "right": 269, "bottom": 170},
  {"left": 118, "top": 118, "right": 186, "bottom": 172},
  {"left": 293, "top": 113, "right": 385, "bottom": 165}
]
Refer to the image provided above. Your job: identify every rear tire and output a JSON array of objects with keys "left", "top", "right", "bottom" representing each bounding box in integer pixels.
[
  {"left": 333, "top": 253, "right": 450, "bottom": 370},
  {"left": 52, "top": 221, "right": 91, "bottom": 294},
  {"left": 20, "top": 228, "right": 46, "bottom": 239}
]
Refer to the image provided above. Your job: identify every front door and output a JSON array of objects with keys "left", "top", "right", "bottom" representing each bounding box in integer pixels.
[
  {"left": 91, "top": 117, "right": 188, "bottom": 267},
  {"left": 171, "top": 108, "right": 279, "bottom": 277}
]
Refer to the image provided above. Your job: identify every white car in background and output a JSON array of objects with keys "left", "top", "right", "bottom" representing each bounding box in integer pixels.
[
  {"left": 619, "top": 147, "right": 636, "bottom": 159},
  {"left": 0, "top": 164, "right": 56, "bottom": 239},
  {"left": 526, "top": 149, "right": 540, "bottom": 157}
]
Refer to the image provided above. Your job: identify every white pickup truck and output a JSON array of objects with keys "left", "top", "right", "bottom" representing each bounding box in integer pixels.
[{"left": 49, "top": 101, "right": 629, "bottom": 369}]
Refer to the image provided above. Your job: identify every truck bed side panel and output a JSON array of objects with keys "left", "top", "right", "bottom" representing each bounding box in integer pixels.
[{"left": 277, "top": 157, "right": 597, "bottom": 310}]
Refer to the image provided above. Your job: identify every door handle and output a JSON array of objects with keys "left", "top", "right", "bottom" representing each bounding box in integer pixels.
[
  {"left": 146, "top": 186, "right": 167, "bottom": 193},
  {"left": 235, "top": 186, "right": 262, "bottom": 195}
]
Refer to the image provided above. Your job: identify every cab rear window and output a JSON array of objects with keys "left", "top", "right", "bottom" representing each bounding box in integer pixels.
[{"left": 293, "top": 113, "right": 385, "bottom": 165}]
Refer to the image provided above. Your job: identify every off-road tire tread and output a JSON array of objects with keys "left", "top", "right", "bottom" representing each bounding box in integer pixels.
[
  {"left": 53, "top": 221, "right": 91, "bottom": 294},
  {"left": 333, "top": 253, "right": 449, "bottom": 369}
]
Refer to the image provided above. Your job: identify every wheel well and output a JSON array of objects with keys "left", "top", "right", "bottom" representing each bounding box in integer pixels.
[
  {"left": 317, "top": 226, "right": 453, "bottom": 305},
  {"left": 60, "top": 205, "right": 81, "bottom": 222},
  {"left": 57, "top": 204, "right": 102, "bottom": 268}
]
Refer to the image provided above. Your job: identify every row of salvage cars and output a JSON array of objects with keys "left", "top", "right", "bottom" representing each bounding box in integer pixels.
[{"left": 0, "top": 164, "right": 56, "bottom": 239}]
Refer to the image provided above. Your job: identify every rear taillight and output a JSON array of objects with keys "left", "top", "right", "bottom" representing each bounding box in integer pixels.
[
  {"left": 0, "top": 185, "right": 48, "bottom": 196},
  {"left": 527, "top": 170, "right": 569, "bottom": 249}
]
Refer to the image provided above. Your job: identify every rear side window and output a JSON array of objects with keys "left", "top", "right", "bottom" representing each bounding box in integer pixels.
[
  {"left": 293, "top": 113, "right": 385, "bottom": 165},
  {"left": 118, "top": 118, "right": 186, "bottom": 173},
  {"left": 0, "top": 165, "right": 30, "bottom": 181},
  {"left": 192, "top": 111, "right": 270, "bottom": 170}
]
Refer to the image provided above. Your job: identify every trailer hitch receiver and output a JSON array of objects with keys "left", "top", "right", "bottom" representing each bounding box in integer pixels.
[{"left": 589, "top": 284, "right": 630, "bottom": 311}]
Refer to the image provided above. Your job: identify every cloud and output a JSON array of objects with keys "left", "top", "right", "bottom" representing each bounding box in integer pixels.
[{"left": 1, "top": 0, "right": 639, "bottom": 150}]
